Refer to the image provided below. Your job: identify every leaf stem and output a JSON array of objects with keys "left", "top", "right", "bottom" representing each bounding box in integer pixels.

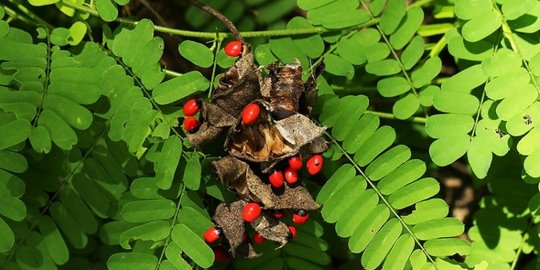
[
  {"left": 3, "top": 4, "right": 35, "bottom": 26},
  {"left": 6, "top": 0, "right": 53, "bottom": 29},
  {"left": 185, "top": 0, "right": 243, "bottom": 42},
  {"left": 59, "top": 0, "right": 327, "bottom": 40}
]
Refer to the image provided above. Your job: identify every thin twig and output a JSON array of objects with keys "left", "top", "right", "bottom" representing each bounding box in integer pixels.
[{"left": 185, "top": 0, "right": 243, "bottom": 42}]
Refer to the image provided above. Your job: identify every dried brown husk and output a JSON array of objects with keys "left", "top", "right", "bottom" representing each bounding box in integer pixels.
[
  {"left": 213, "top": 200, "right": 258, "bottom": 258},
  {"left": 250, "top": 213, "right": 290, "bottom": 247},
  {"left": 268, "top": 185, "right": 320, "bottom": 211},
  {"left": 186, "top": 101, "right": 236, "bottom": 149},
  {"left": 212, "top": 51, "right": 262, "bottom": 117},
  {"left": 212, "top": 156, "right": 275, "bottom": 208},
  {"left": 260, "top": 62, "right": 304, "bottom": 119}
]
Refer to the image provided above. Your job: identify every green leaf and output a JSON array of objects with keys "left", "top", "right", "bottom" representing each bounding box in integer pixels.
[
  {"left": 72, "top": 173, "right": 111, "bottom": 218},
  {"left": 330, "top": 96, "right": 369, "bottom": 140},
  {"left": 377, "top": 76, "right": 411, "bottom": 98},
  {"left": 39, "top": 110, "right": 77, "bottom": 150},
  {"left": 382, "top": 235, "right": 415, "bottom": 270},
  {"left": 502, "top": 0, "right": 537, "bottom": 20},
  {"left": 321, "top": 9, "right": 370, "bottom": 29},
  {"left": 39, "top": 215, "right": 69, "bottom": 265},
  {"left": 411, "top": 57, "right": 441, "bottom": 88},
  {"left": 316, "top": 164, "right": 356, "bottom": 204},
  {"left": 0, "top": 150, "right": 27, "bottom": 173},
  {"left": 354, "top": 126, "right": 396, "bottom": 167},
  {"left": 389, "top": 7, "right": 424, "bottom": 50},
  {"left": 44, "top": 94, "right": 93, "bottom": 130},
  {"left": 50, "top": 27, "right": 70, "bottom": 46},
  {"left": 321, "top": 176, "right": 366, "bottom": 223},
  {"left": 484, "top": 68, "right": 529, "bottom": 100},
  {"left": 165, "top": 243, "right": 192, "bottom": 270},
  {"left": 419, "top": 85, "right": 439, "bottom": 107},
  {"left": 0, "top": 217, "right": 14, "bottom": 252},
  {"left": 107, "top": 252, "right": 158, "bottom": 270},
  {"left": 95, "top": 0, "right": 118, "bottom": 22},
  {"left": 402, "top": 199, "right": 449, "bottom": 225},
  {"left": 496, "top": 84, "right": 538, "bottom": 120},
  {"left": 425, "top": 114, "right": 474, "bottom": 139},
  {"left": 393, "top": 93, "right": 420, "bottom": 120},
  {"left": 441, "top": 64, "right": 487, "bottom": 93},
  {"left": 288, "top": 17, "right": 324, "bottom": 58},
  {"left": 401, "top": 35, "right": 425, "bottom": 70},
  {"left": 59, "top": 187, "right": 98, "bottom": 234},
  {"left": 366, "top": 59, "right": 401, "bottom": 76},
  {"left": 297, "top": 0, "right": 334, "bottom": 10},
  {"left": 307, "top": 0, "right": 359, "bottom": 25},
  {"left": 342, "top": 114, "right": 380, "bottom": 154},
  {"left": 336, "top": 190, "right": 378, "bottom": 237},
  {"left": 68, "top": 21, "right": 87, "bottom": 46},
  {"left": 524, "top": 149, "right": 540, "bottom": 177},
  {"left": 119, "top": 221, "right": 170, "bottom": 249},
  {"left": 0, "top": 169, "right": 25, "bottom": 198},
  {"left": 388, "top": 177, "right": 440, "bottom": 209},
  {"left": 365, "top": 145, "right": 411, "bottom": 181},
  {"left": 349, "top": 204, "right": 389, "bottom": 253},
  {"left": 49, "top": 202, "right": 87, "bottom": 249},
  {"left": 424, "top": 238, "right": 471, "bottom": 257},
  {"left": 28, "top": 0, "right": 59, "bottom": 6},
  {"left": 481, "top": 48, "right": 522, "bottom": 77},
  {"left": 454, "top": 0, "right": 492, "bottom": 19},
  {"left": 324, "top": 53, "right": 354, "bottom": 79},
  {"left": 430, "top": 134, "right": 470, "bottom": 166},
  {"left": 462, "top": 10, "right": 502, "bottom": 42},
  {"left": 413, "top": 218, "right": 464, "bottom": 240},
  {"left": 0, "top": 119, "right": 31, "bottom": 150},
  {"left": 467, "top": 136, "right": 492, "bottom": 179},
  {"left": 100, "top": 221, "right": 139, "bottom": 245},
  {"left": 254, "top": 43, "right": 277, "bottom": 65},
  {"left": 178, "top": 206, "right": 213, "bottom": 236},
  {"left": 377, "top": 159, "right": 426, "bottom": 195},
  {"left": 29, "top": 125, "right": 51, "bottom": 154},
  {"left": 179, "top": 40, "right": 214, "bottom": 68},
  {"left": 433, "top": 91, "right": 479, "bottom": 115},
  {"left": 379, "top": 0, "right": 406, "bottom": 35},
  {"left": 153, "top": 71, "right": 209, "bottom": 105},
  {"left": 183, "top": 152, "right": 202, "bottom": 190},
  {"left": 155, "top": 136, "right": 183, "bottom": 189},
  {"left": 447, "top": 31, "right": 493, "bottom": 61},
  {"left": 121, "top": 199, "right": 176, "bottom": 222},
  {"left": 361, "top": 218, "right": 402, "bottom": 269},
  {"left": 269, "top": 37, "right": 308, "bottom": 67},
  {"left": 171, "top": 224, "right": 214, "bottom": 268}
]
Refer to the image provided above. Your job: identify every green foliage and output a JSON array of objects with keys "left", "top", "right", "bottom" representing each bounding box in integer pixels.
[{"left": 3, "top": 0, "right": 540, "bottom": 269}]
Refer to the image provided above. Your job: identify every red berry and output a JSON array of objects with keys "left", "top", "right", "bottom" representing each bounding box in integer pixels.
[
  {"left": 272, "top": 210, "right": 285, "bottom": 219},
  {"left": 183, "top": 117, "right": 200, "bottom": 133},
  {"left": 241, "top": 103, "right": 260, "bottom": 125},
  {"left": 224, "top": 40, "right": 243, "bottom": 57},
  {"left": 253, "top": 232, "right": 265, "bottom": 244},
  {"left": 288, "top": 156, "right": 303, "bottom": 171},
  {"left": 212, "top": 246, "right": 230, "bottom": 262},
  {"left": 306, "top": 154, "right": 323, "bottom": 175},
  {"left": 292, "top": 210, "right": 309, "bottom": 225},
  {"left": 204, "top": 226, "right": 221, "bottom": 244},
  {"left": 183, "top": 98, "right": 200, "bottom": 116},
  {"left": 288, "top": 226, "right": 297, "bottom": 239},
  {"left": 242, "top": 202, "right": 262, "bottom": 222},
  {"left": 284, "top": 168, "right": 299, "bottom": 185},
  {"left": 268, "top": 170, "right": 284, "bottom": 188}
]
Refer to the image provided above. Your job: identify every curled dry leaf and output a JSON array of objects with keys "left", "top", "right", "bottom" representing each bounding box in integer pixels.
[
  {"left": 186, "top": 101, "right": 236, "bottom": 149},
  {"left": 261, "top": 62, "right": 304, "bottom": 119},
  {"left": 213, "top": 200, "right": 259, "bottom": 258},
  {"left": 250, "top": 213, "right": 290, "bottom": 247}
]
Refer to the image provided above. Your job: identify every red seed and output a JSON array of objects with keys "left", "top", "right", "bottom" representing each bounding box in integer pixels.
[
  {"left": 288, "top": 226, "right": 297, "bottom": 239},
  {"left": 183, "top": 117, "right": 200, "bottom": 133},
  {"left": 242, "top": 202, "right": 262, "bottom": 222},
  {"left": 212, "top": 246, "right": 230, "bottom": 262},
  {"left": 224, "top": 40, "right": 243, "bottom": 57},
  {"left": 288, "top": 156, "right": 303, "bottom": 171},
  {"left": 253, "top": 232, "right": 265, "bottom": 244},
  {"left": 268, "top": 170, "right": 284, "bottom": 188},
  {"left": 241, "top": 103, "right": 260, "bottom": 125},
  {"left": 292, "top": 210, "right": 309, "bottom": 225},
  {"left": 182, "top": 98, "right": 199, "bottom": 116},
  {"left": 203, "top": 226, "right": 221, "bottom": 244},
  {"left": 306, "top": 154, "right": 323, "bottom": 175},
  {"left": 284, "top": 168, "right": 299, "bottom": 185},
  {"left": 272, "top": 210, "right": 285, "bottom": 219}
]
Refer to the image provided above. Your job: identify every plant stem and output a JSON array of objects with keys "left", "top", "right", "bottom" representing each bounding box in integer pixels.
[
  {"left": 3, "top": 5, "right": 35, "bottom": 26},
  {"left": 364, "top": 110, "right": 427, "bottom": 124},
  {"left": 185, "top": 0, "right": 243, "bottom": 42},
  {"left": 59, "top": 0, "right": 327, "bottom": 40},
  {"left": 164, "top": 68, "right": 183, "bottom": 77},
  {"left": 7, "top": 0, "right": 53, "bottom": 29}
]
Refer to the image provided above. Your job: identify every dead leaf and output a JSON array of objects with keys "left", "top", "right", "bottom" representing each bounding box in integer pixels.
[
  {"left": 186, "top": 101, "right": 236, "bottom": 149},
  {"left": 251, "top": 213, "right": 290, "bottom": 247}
]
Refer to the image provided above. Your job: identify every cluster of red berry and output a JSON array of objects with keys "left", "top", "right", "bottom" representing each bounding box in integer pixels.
[{"left": 180, "top": 40, "right": 326, "bottom": 261}]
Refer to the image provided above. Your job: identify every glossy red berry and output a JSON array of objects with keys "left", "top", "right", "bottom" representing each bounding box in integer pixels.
[
  {"left": 212, "top": 246, "right": 230, "bottom": 262},
  {"left": 268, "top": 170, "right": 284, "bottom": 188},
  {"left": 288, "top": 156, "right": 303, "bottom": 171},
  {"left": 288, "top": 226, "right": 297, "bottom": 239},
  {"left": 284, "top": 168, "right": 299, "bottom": 185},
  {"left": 204, "top": 226, "right": 222, "bottom": 244},
  {"left": 306, "top": 154, "right": 323, "bottom": 175},
  {"left": 253, "top": 232, "right": 265, "bottom": 244},
  {"left": 224, "top": 40, "right": 243, "bottom": 57},
  {"left": 183, "top": 117, "right": 200, "bottom": 133},
  {"left": 292, "top": 210, "right": 309, "bottom": 225},
  {"left": 183, "top": 98, "right": 200, "bottom": 116},
  {"left": 242, "top": 202, "right": 262, "bottom": 222},
  {"left": 241, "top": 103, "right": 260, "bottom": 125}
]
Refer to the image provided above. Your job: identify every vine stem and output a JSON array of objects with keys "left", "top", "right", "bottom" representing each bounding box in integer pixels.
[
  {"left": 6, "top": 0, "right": 53, "bottom": 29},
  {"left": 59, "top": 0, "right": 326, "bottom": 39},
  {"left": 365, "top": 110, "right": 427, "bottom": 124},
  {"left": 323, "top": 130, "right": 439, "bottom": 269},
  {"left": 185, "top": 0, "right": 243, "bottom": 42}
]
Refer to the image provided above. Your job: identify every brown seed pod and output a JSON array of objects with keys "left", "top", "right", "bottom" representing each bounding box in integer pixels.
[
  {"left": 260, "top": 62, "right": 304, "bottom": 119},
  {"left": 213, "top": 200, "right": 258, "bottom": 258},
  {"left": 186, "top": 101, "right": 236, "bottom": 149},
  {"left": 250, "top": 212, "right": 290, "bottom": 247}
]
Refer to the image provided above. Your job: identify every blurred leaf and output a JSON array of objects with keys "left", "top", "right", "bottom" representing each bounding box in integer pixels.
[
  {"left": 0, "top": 217, "right": 14, "bottom": 252},
  {"left": 108, "top": 252, "right": 158, "bottom": 270},
  {"left": 121, "top": 199, "right": 176, "bottom": 222},
  {"left": 38, "top": 216, "right": 69, "bottom": 265}
]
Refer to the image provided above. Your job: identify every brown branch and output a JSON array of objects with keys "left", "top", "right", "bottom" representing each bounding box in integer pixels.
[{"left": 185, "top": 0, "right": 244, "bottom": 42}]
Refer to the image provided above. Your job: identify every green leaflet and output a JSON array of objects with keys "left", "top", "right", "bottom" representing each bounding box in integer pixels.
[
  {"left": 379, "top": 0, "right": 406, "bottom": 35},
  {"left": 153, "top": 71, "right": 209, "bottom": 105},
  {"left": 95, "top": 0, "right": 118, "bottom": 22},
  {"left": 119, "top": 221, "right": 170, "bottom": 249},
  {"left": 120, "top": 199, "right": 176, "bottom": 223},
  {"left": 288, "top": 17, "right": 324, "bottom": 58},
  {"left": 412, "top": 218, "right": 464, "bottom": 240},
  {"left": 179, "top": 40, "right": 214, "bottom": 68},
  {"left": 107, "top": 252, "right": 158, "bottom": 270},
  {"left": 0, "top": 119, "right": 31, "bottom": 150},
  {"left": 38, "top": 216, "right": 69, "bottom": 265},
  {"left": 361, "top": 218, "right": 402, "bottom": 269},
  {"left": 171, "top": 224, "right": 214, "bottom": 268},
  {"left": 0, "top": 216, "right": 14, "bottom": 252},
  {"left": 155, "top": 136, "right": 183, "bottom": 189},
  {"left": 182, "top": 152, "right": 202, "bottom": 190}
]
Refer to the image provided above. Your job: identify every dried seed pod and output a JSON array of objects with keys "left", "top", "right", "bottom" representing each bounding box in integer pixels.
[
  {"left": 260, "top": 62, "right": 304, "bottom": 119},
  {"left": 269, "top": 185, "right": 320, "bottom": 211},
  {"left": 250, "top": 213, "right": 290, "bottom": 247},
  {"left": 212, "top": 51, "right": 262, "bottom": 117},
  {"left": 186, "top": 101, "right": 236, "bottom": 149},
  {"left": 213, "top": 200, "right": 253, "bottom": 257}
]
